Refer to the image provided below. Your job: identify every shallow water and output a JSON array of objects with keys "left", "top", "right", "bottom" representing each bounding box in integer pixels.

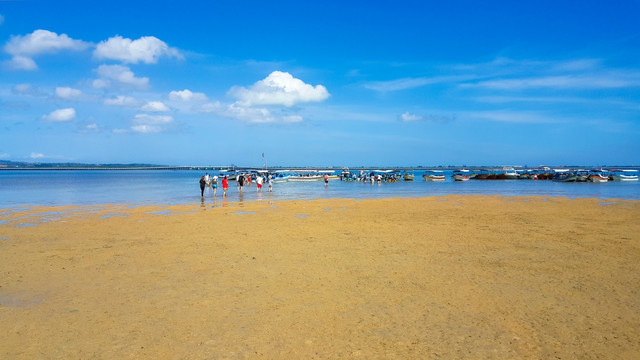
[{"left": 0, "top": 169, "right": 638, "bottom": 208}]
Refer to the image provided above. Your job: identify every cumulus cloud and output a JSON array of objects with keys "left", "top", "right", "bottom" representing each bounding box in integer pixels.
[
  {"left": 141, "top": 101, "right": 170, "bottom": 112},
  {"left": 199, "top": 101, "right": 303, "bottom": 124},
  {"left": 104, "top": 95, "right": 140, "bottom": 107},
  {"left": 30, "top": 152, "right": 45, "bottom": 159},
  {"left": 42, "top": 108, "right": 76, "bottom": 122},
  {"left": 401, "top": 112, "right": 423, "bottom": 122},
  {"left": 3, "top": 29, "right": 89, "bottom": 70},
  {"left": 55, "top": 86, "right": 83, "bottom": 99},
  {"left": 6, "top": 55, "right": 37, "bottom": 70},
  {"left": 93, "top": 64, "right": 149, "bottom": 89},
  {"left": 229, "top": 71, "right": 330, "bottom": 107},
  {"left": 169, "top": 89, "right": 207, "bottom": 102},
  {"left": 94, "top": 35, "right": 182, "bottom": 64},
  {"left": 130, "top": 113, "right": 174, "bottom": 133}
]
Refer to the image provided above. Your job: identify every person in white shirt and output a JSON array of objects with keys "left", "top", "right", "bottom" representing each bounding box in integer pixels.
[{"left": 256, "top": 174, "right": 263, "bottom": 192}]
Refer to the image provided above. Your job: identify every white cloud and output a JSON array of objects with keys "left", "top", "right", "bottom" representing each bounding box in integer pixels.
[
  {"left": 133, "top": 113, "right": 173, "bottom": 124},
  {"left": 464, "top": 75, "right": 640, "bottom": 90},
  {"left": 141, "top": 101, "right": 170, "bottom": 112},
  {"left": 199, "top": 101, "right": 303, "bottom": 124},
  {"left": 104, "top": 95, "right": 140, "bottom": 107},
  {"left": 3, "top": 29, "right": 89, "bottom": 70},
  {"left": 30, "top": 152, "right": 45, "bottom": 159},
  {"left": 229, "top": 71, "right": 329, "bottom": 107},
  {"left": 13, "top": 83, "right": 37, "bottom": 95},
  {"left": 93, "top": 35, "right": 182, "bottom": 64},
  {"left": 130, "top": 113, "right": 173, "bottom": 133},
  {"left": 93, "top": 64, "right": 149, "bottom": 89},
  {"left": 6, "top": 55, "right": 37, "bottom": 70},
  {"left": 42, "top": 108, "right": 76, "bottom": 122},
  {"left": 55, "top": 86, "right": 82, "bottom": 99},
  {"left": 129, "top": 113, "right": 173, "bottom": 133},
  {"left": 468, "top": 110, "right": 564, "bottom": 124},
  {"left": 0, "top": 153, "right": 9, "bottom": 159},
  {"left": 401, "top": 112, "right": 422, "bottom": 122},
  {"left": 131, "top": 125, "right": 162, "bottom": 133},
  {"left": 365, "top": 75, "right": 475, "bottom": 92},
  {"left": 169, "top": 89, "right": 207, "bottom": 102}
]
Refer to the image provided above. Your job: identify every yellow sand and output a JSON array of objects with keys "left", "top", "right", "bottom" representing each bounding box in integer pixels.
[{"left": 1, "top": 196, "right": 639, "bottom": 359}]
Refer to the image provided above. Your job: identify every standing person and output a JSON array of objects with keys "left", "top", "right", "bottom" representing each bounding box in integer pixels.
[
  {"left": 211, "top": 175, "right": 218, "bottom": 197},
  {"left": 204, "top": 173, "right": 211, "bottom": 188},
  {"left": 268, "top": 175, "right": 273, "bottom": 192},
  {"left": 324, "top": 173, "right": 329, "bottom": 187},
  {"left": 222, "top": 175, "right": 229, "bottom": 197},
  {"left": 256, "top": 174, "right": 263, "bottom": 192},
  {"left": 199, "top": 176, "right": 206, "bottom": 197},
  {"left": 237, "top": 173, "right": 245, "bottom": 192}
]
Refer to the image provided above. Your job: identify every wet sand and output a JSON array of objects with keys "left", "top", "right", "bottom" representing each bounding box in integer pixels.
[{"left": 1, "top": 196, "right": 639, "bottom": 359}]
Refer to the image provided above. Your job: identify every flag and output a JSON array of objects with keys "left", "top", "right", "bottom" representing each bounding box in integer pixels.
[{"left": 262, "top": 152, "right": 264, "bottom": 158}]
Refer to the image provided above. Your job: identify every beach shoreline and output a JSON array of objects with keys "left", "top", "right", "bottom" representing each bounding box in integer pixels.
[{"left": 1, "top": 195, "right": 639, "bottom": 359}]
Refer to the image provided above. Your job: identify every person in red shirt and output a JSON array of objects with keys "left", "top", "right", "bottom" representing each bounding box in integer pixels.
[{"left": 222, "top": 176, "right": 229, "bottom": 197}]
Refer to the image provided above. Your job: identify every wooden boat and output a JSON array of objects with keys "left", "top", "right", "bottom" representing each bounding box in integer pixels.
[
  {"left": 553, "top": 173, "right": 578, "bottom": 182},
  {"left": 451, "top": 169, "right": 470, "bottom": 181},
  {"left": 588, "top": 170, "right": 609, "bottom": 183},
  {"left": 403, "top": 172, "right": 415, "bottom": 181},
  {"left": 272, "top": 170, "right": 291, "bottom": 183},
  {"left": 422, "top": 170, "right": 445, "bottom": 181},
  {"left": 502, "top": 168, "right": 519, "bottom": 179},
  {"left": 609, "top": 169, "right": 639, "bottom": 181}
]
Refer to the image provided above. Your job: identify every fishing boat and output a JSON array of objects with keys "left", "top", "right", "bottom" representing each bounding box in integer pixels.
[
  {"left": 288, "top": 170, "right": 337, "bottom": 182},
  {"left": 289, "top": 170, "right": 324, "bottom": 182},
  {"left": 588, "top": 170, "right": 609, "bottom": 183},
  {"left": 552, "top": 172, "right": 578, "bottom": 182},
  {"left": 403, "top": 171, "right": 415, "bottom": 181},
  {"left": 423, "top": 170, "right": 446, "bottom": 181},
  {"left": 502, "top": 167, "right": 520, "bottom": 179},
  {"left": 451, "top": 169, "right": 470, "bottom": 181},
  {"left": 272, "top": 170, "right": 291, "bottom": 183},
  {"left": 609, "top": 169, "right": 639, "bottom": 181}
]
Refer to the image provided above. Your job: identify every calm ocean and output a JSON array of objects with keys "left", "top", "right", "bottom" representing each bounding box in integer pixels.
[{"left": 1, "top": 170, "right": 639, "bottom": 208}]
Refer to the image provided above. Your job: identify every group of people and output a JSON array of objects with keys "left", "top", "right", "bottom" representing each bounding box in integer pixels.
[{"left": 199, "top": 172, "right": 273, "bottom": 197}]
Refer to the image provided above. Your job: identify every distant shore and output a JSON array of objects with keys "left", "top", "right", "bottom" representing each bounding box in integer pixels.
[{"left": 1, "top": 195, "right": 639, "bottom": 359}]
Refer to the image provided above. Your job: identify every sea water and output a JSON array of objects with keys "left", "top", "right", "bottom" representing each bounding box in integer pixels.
[{"left": 0, "top": 170, "right": 639, "bottom": 208}]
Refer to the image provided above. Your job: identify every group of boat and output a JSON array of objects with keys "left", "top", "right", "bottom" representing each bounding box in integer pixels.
[
  {"left": 213, "top": 167, "right": 638, "bottom": 184},
  {"left": 449, "top": 168, "right": 638, "bottom": 183}
]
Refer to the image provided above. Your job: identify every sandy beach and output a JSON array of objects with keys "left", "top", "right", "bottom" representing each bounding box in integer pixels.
[{"left": 1, "top": 195, "right": 639, "bottom": 359}]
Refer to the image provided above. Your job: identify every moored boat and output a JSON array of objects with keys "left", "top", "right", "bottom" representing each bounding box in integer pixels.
[
  {"left": 609, "top": 169, "right": 639, "bottom": 181},
  {"left": 588, "top": 170, "right": 609, "bottom": 183},
  {"left": 423, "top": 170, "right": 445, "bottom": 181},
  {"left": 452, "top": 169, "right": 470, "bottom": 181},
  {"left": 403, "top": 172, "right": 415, "bottom": 181}
]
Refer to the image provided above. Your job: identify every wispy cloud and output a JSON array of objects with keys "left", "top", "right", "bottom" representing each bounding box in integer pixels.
[
  {"left": 364, "top": 75, "right": 474, "bottom": 92},
  {"left": 466, "top": 110, "right": 566, "bottom": 124},
  {"left": 463, "top": 73, "right": 640, "bottom": 90}
]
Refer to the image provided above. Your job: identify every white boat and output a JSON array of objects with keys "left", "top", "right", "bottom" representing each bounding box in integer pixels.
[
  {"left": 288, "top": 170, "right": 337, "bottom": 182},
  {"left": 272, "top": 170, "right": 291, "bottom": 183},
  {"left": 588, "top": 170, "right": 609, "bottom": 183},
  {"left": 503, "top": 167, "right": 520, "bottom": 179},
  {"left": 609, "top": 169, "right": 639, "bottom": 182},
  {"left": 423, "top": 170, "right": 446, "bottom": 181},
  {"left": 452, "top": 169, "right": 470, "bottom": 181}
]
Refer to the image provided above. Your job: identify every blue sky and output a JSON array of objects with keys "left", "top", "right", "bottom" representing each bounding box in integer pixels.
[{"left": 1, "top": 0, "right": 639, "bottom": 167}]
